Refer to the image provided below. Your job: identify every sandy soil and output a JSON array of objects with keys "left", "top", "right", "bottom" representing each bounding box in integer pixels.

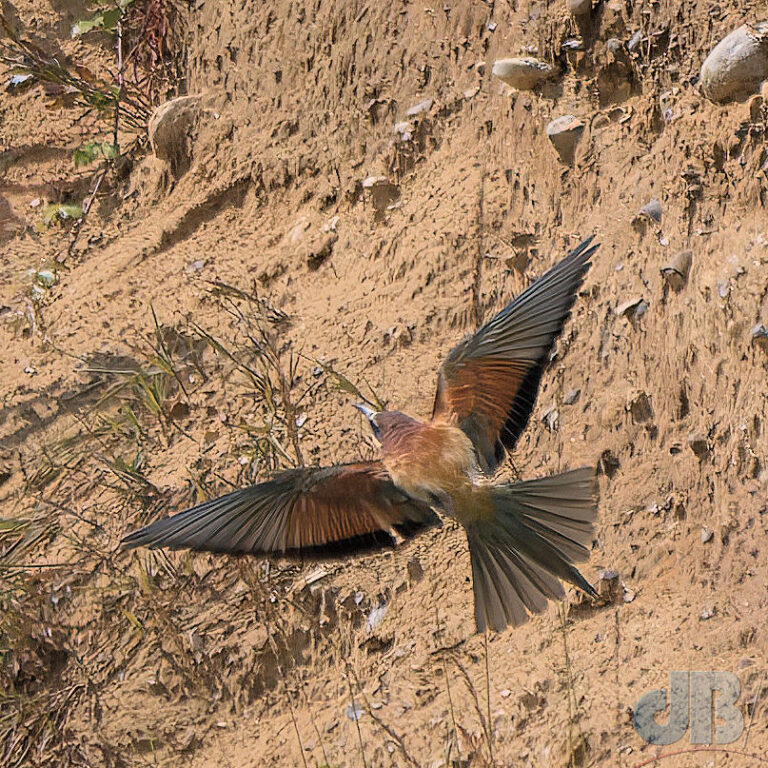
[{"left": 2, "top": 0, "right": 768, "bottom": 766}]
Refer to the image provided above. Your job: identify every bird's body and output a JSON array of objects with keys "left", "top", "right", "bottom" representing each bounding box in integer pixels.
[
  {"left": 378, "top": 413, "right": 478, "bottom": 508},
  {"left": 123, "top": 237, "right": 601, "bottom": 632}
]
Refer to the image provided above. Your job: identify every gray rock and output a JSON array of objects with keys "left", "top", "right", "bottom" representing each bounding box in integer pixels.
[
  {"left": 492, "top": 57, "right": 554, "bottom": 90},
  {"left": 564, "top": 388, "right": 581, "bottom": 405},
  {"left": 750, "top": 323, "right": 768, "bottom": 350},
  {"left": 661, "top": 250, "right": 692, "bottom": 290},
  {"left": 688, "top": 433, "right": 710, "bottom": 458},
  {"left": 639, "top": 198, "right": 662, "bottom": 223},
  {"left": 567, "top": 0, "right": 591, "bottom": 16},
  {"left": 614, "top": 296, "right": 648, "bottom": 321},
  {"left": 628, "top": 391, "right": 653, "bottom": 424},
  {"left": 405, "top": 98, "right": 432, "bottom": 117},
  {"left": 148, "top": 95, "right": 202, "bottom": 175},
  {"left": 700, "top": 22, "right": 768, "bottom": 102},
  {"left": 546, "top": 115, "right": 585, "bottom": 165}
]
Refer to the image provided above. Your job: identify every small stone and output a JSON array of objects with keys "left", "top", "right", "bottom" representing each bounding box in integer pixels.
[
  {"left": 628, "top": 391, "right": 653, "bottom": 423},
  {"left": 565, "top": 0, "right": 592, "bottom": 18},
  {"left": 562, "top": 38, "right": 585, "bottom": 51},
  {"left": 393, "top": 121, "right": 414, "bottom": 141},
  {"left": 345, "top": 703, "right": 364, "bottom": 721},
  {"left": 615, "top": 297, "right": 648, "bottom": 321},
  {"left": 147, "top": 94, "right": 202, "bottom": 175},
  {"left": 750, "top": 323, "right": 768, "bottom": 350},
  {"left": 168, "top": 400, "right": 190, "bottom": 421},
  {"left": 701, "top": 527, "right": 714, "bottom": 543},
  {"left": 546, "top": 115, "right": 585, "bottom": 165},
  {"left": 699, "top": 607, "right": 714, "bottom": 621},
  {"left": 322, "top": 215, "right": 339, "bottom": 233},
  {"left": 305, "top": 233, "right": 337, "bottom": 271},
  {"left": 407, "top": 557, "right": 424, "bottom": 583},
  {"left": 362, "top": 175, "right": 387, "bottom": 188},
  {"left": 405, "top": 98, "right": 432, "bottom": 118},
  {"left": 597, "top": 570, "right": 621, "bottom": 601},
  {"left": 363, "top": 177, "right": 400, "bottom": 216},
  {"left": 366, "top": 602, "right": 387, "bottom": 633},
  {"left": 500, "top": 688, "right": 512, "bottom": 698},
  {"left": 700, "top": 23, "right": 768, "bottom": 103},
  {"left": 492, "top": 57, "right": 555, "bottom": 90},
  {"left": 661, "top": 250, "right": 692, "bottom": 290},
  {"left": 639, "top": 198, "right": 662, "bottom": 223},
  {"left": 541, "top": 405, "right": 559, "bottom": 431},
  {"left": 564, "top": 388, "right": 581, "bottom": 405},
  {"left": 567, "top": 0, "right": 591, "bottom": 16},
  {"left": 688, "top": 433, "right": 710, "bottom": 458},
  {"left": 627, "top": 30, "right": 643, "bottom": 52}
]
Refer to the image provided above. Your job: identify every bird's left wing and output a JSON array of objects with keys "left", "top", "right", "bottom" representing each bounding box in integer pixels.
[{"left": 122, "top": 462, "right": 440, "bottom": 557}]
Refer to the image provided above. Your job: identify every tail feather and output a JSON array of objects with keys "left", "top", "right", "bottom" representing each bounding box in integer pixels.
[{"left": 466, "top": 467, "right": 598, "bottom": 633}]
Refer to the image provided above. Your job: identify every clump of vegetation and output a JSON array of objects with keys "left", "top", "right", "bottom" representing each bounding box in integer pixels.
[
  {"left": 0, "top": 282, "right": 366, "bottom": 765},
  {"left": 1, "top": 0, "right": 182, "bottom": 243}
]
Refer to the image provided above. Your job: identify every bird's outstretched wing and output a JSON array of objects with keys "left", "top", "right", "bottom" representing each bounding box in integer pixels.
[
  {"left": 431, "top": 236, "right": 598, "bottom": 473},
  {"left": 122, "top": 462, "right": 440, "bottom": 557}
]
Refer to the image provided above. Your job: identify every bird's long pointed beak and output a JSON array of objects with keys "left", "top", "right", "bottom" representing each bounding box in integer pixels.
[{"left": 353, "top": 402, "right": 377, "bottom": 420}]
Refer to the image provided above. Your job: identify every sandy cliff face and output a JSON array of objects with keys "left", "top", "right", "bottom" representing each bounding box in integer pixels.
[{"left": 2, "top": 0, "right": 768, "bottom": 766}]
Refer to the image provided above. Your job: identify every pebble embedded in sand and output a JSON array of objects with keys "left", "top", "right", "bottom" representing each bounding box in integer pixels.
[
  {"left": 393, "top": 121, "right": 414, "bottom": 141},
  {"left": 661, "top": 250, "right": 692, "bottom": 290},
  {"left": 628, "top": 391, "right": 653, "bottom": 424},
  {"left": 700, "top": 22, "right": 768, "bottom": 103},
  {"left": 540, "top": 404, "right": 559, "bottom": 431},
  {"left": 405, "top": 98, "right": 432, "bottom": 118},
  {"left": 148, "top": 94, "right": 202, "bottom": 173},
  {"left": 362, "top": 176, "right": 400, "bottom": 216},
  {"left": 639, "top": 198, "right": 662, "bottom": 223},
  {"left": 564, "top": 388, "right": 581, "bottom": 405},
  {"left": 597, "top": 569, "right": 621, "bottom": 602},
  {"left": 750, "top": 323, "right": 768, "bottom": 350},
  {"left": 491, "top": 57, "right": 554, "bottom": 90},
  {"left": 546, "top": 115, "right": 585, "bottom": 164},
  {"left": 688, "top": 433, "right": 710, "bottom": 458},
  {"left": 614, "top": 297, "right": 648, "bottom": 321},
  {"left": 567, "top": 0, "right": 591, "bottom": 17}
]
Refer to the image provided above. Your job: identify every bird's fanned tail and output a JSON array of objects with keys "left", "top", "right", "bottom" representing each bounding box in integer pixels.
[{"left": 465, "top": 467, "right": 598, "bottom": 632}]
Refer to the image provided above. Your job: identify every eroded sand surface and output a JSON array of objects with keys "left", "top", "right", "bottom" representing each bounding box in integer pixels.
[{"left": 2, "top": 1, "right": 768, "bottom": 766}]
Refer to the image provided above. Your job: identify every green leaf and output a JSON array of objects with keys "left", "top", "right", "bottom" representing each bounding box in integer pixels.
[
  {"left": 58, "top": 203, "right": 83, "bottom": 219},
  {"left": 73, "top": 143, "right": 98, "bottom": 168},
  {"left": 41, "top": 202, "right": 83, "bottom": 227},
  {"left": 101, "top": 7, "right": 121, "bottom": 31},
  {"left": 71, "top": 14, "right": 105, "bottom": 37},
  {"left": 73, "top": 141, "right": 119, "bottom": 167},
  {"left": 71, "top": 3, "right": 126, "bottom": 37}
]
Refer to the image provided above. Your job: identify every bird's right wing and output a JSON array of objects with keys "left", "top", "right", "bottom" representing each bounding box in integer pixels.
[
  {"left": 431, "top": 236, "right": 597, "bottom": 473},
  {"left": 122, "top": 462, "right": 440, "bottom": 557}
]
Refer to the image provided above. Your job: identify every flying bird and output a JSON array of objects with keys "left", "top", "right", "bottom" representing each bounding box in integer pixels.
[{"left": 123, "top": 237, "right": 600, "bottom": 632}]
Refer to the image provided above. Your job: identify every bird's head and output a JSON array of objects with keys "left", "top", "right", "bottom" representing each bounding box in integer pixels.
[{"left": 354, "top": 403, "right": 420, "bottom": 451}]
